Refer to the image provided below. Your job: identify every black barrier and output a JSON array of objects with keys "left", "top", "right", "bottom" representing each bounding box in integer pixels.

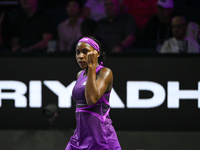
[{"left": 0, "top": 53, "right": 200, "bottom": 131}]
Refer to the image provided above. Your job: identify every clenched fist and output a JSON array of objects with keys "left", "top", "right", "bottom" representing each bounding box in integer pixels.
[{"left": 87, "top": 51, "right": 99, "bottom": 67}]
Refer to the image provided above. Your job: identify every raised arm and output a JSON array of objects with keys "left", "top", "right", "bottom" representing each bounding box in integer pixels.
[{"left": 85, "top": 52, "right": 113, "bottom": 105}]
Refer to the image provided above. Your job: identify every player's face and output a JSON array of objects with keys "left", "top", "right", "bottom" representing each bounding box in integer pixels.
[{"left": 75, "top": 42, "right": 95, "bottom": 69}]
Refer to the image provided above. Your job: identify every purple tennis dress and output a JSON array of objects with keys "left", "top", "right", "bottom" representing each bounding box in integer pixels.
[{"left": 65, "top": 65, "right": 121, "bottom": 150}]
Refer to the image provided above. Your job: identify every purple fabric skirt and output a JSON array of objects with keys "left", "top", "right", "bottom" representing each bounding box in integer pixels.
[{"left": 65, "top": 112, "right": 121, "bottom": 150}]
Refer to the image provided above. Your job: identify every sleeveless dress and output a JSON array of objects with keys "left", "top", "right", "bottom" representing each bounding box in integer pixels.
[{"left": 65, "top": 65, "right": 121, "bottom": 150}]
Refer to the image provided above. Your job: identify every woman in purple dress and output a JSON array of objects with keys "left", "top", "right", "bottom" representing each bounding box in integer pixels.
[{"left": 65, "top": 36, "right": 121, "bottom": 150}]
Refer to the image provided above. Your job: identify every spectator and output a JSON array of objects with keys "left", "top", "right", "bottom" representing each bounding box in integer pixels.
[
  {"left": 97, "top": 0, "right": 137, "bottom": 53},
  {"left": 80, "top": 18, "right": 98, "bottom": 37},
  {"left": 142, "top": 0, "right": 176, "bottom": 52},
  {"left": 11, "top": 0, "right": 55, "bottom": 52},
  {"left": 160, "top": 16, "right": 199, "bottom": 53},
  {"left": 58, "top": 0, "right": 83, "bottom": 52},
  {"left": 82, "top": 0, "right": 106, "bottom": 21},
  {"left": 187, "top": 21, "right": 200, "bottom": 45},
  {"left": 0, "top": 10, "right": 11, "bottom": 51},
  {"left": 70, "top": 18, "right": 106, "bottom": 52},
  {"left": 121, "top": 0, "right": 157, "bottom": 31}
]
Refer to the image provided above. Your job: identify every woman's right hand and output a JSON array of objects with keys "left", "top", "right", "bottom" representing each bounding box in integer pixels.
[{"left": 87, "top": 50, "right": 99, "bottom": 67}]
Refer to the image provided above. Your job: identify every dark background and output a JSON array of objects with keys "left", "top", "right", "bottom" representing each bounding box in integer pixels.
[
  {"left": 0, "top": 1, "right": 200, "bottom": 149},
  {"left": 1, "top": 0, "right": 200, "bottom": 26},
  {"left": 0, "top": 53, "right": 200, "bottom": 131}
]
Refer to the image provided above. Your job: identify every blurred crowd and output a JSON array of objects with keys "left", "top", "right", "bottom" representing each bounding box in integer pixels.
[{"left": 0, "top": 0, "right": 200, "bottom": 54}]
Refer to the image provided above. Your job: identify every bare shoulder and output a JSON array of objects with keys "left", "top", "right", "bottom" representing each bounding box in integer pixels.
[
  {"left": 77, "top": 70, "right": 83, "bottom": 79},
  {"left": 98, "top": 67, "right": 113, "bottom": 81},
  {"left": 100, "top": 67, "right": 113, "bottom": 75}
]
